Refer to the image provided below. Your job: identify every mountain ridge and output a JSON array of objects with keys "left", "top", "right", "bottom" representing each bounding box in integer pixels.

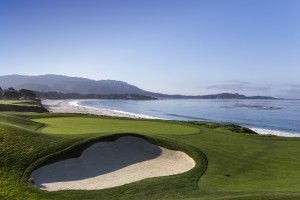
[
  {"left": 0, "top": 74, "right": 147, "bottom": 95},
  {"left": 0, "top": 74, "right": 277, "bottom": 99}
]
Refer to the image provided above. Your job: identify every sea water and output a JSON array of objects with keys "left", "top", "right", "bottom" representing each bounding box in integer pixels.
[{"left": 74, "top": 99, "right": 300, "bottom": 137}]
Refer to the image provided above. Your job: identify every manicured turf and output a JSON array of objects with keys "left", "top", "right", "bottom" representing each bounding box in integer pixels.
[
  {"left": 0, "top": 100, "right": 39, "bottom": 106},
  {"left": 34, "top": 117, "right": 200, "bottom": 135},
  {"left": 183, "top": 131, "right": 300, "bottom": 192},
  {"left": 0, "top": 100, "right": 48, "bottom": 113},
  {"left": 1, "top": 112, "right": 300, "bottom": 200}
]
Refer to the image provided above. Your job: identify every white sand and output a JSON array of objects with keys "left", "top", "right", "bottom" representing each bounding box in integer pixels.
[
  {"left": 31, "top": 136, "right": 195, "bottom": 191},
  {"left": 42, "top": 99, "right": 159, "bottom": 119}
]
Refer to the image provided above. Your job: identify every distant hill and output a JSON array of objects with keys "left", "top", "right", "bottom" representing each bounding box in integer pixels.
[
  {"left": 0, "top": 75, "right": 277, "bottom": 99},
  {"left": 194, "top": 93, "right": 276, "bottom": 100},
  {"left": 34, "top": 91, "right": 157, "bottom": 100},
  {"left": 0, "top": 75, "right": 148, "bottom": 95}
]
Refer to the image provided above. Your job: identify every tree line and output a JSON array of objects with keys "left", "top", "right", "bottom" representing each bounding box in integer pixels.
[
  {"left": 0, "top": 87, "right": 157, "bottom": 101},
  {"left": 34, "top": 91, "right": 157, "bottom": 100},
  {"left": 0, "top": 87, "right": 36, "bottom": 100}
]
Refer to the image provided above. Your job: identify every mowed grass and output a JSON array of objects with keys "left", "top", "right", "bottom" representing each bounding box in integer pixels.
[
  {"left": 0, "top": 100, "right": 39, "bottom": 106},
  {"left": 181, "top": 131, "right": 300, "bottom": 192},
  {"left": 34, "top": 117, "right": 200, "bottom": 135},
  {"left": 1, "top": 112, "right": 300, "bottom": 200}
]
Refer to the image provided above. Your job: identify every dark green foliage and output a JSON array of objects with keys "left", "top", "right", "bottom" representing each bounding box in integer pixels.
[
  {"left": 19, "top": 89, "right": 36, "bottom": 100},
  {"left": 3, "top": 89, "right": 22, "bottom": 100},
  {"left": 1, "top": 87, "right": 37, "bottom": 100},
  {"left": 219, "top": 123, "right": 257, "bottom": 134},
  {"left": 0, "top": 104, "right": 48, "bottom": 113},
  {"left": 0, "top": 87, "right": 3, "bottom": 99},
  {"left": 190, "top": 121, "right": 257, "bottom": 134},
  {"left": 34, "top": 91, "right": 157, "bottom": 100}
]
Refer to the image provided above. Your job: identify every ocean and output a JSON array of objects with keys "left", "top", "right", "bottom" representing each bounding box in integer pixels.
[{"left": 74, "top": 99, "right": 300, "bottom": 137}]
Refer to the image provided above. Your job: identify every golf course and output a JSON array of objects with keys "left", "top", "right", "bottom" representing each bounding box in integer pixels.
[{"left": 1, "top": 100, "right": 300, "bottom": 200}]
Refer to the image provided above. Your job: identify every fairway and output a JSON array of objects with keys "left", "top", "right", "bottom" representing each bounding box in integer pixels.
[
  {"left": 1, "top": 112, "right": 300, "bottom": 200},
  {"left": 0, "top": 100, "right": 39, "bottom": 106},
  {"left": 34, "top": 117, "right": 200, "bottom": 135},
  {"left": 182, "top": 130, "right": 300, "bottom": 192}
]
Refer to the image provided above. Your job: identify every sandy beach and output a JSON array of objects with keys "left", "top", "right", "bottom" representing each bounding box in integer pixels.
[{"left": 42, "top": 99, "right": 144, "bottom": 119}]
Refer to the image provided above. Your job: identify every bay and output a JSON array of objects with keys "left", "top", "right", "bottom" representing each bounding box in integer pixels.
[{"left": 76, "top": 99, "right": 300, "bottom": 137}]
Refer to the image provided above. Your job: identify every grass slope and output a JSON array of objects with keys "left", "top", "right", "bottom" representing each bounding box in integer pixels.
[
  {"left": 34, "top": 117, "right": 200, "bottom": 135},
  {"left": 1, "top": 111, "right": 300, "bottom": 200},
  {"left": 0, "top": 100, "right": 48, "bottom": 112},
  {"left": 0, "top": 100, "right": 39, "bottom": 106}
]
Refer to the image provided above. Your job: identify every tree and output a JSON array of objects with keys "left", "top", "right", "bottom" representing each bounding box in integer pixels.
[
  {"left": 19, "top": 89, "right": 36, "bottom": 100},
  {"left": 0, "top": 87, "right": 3, "bottom": 100},
  {"left": 3, "top": 89, "right": 21, "bottom": 100},
  {"left": 7, "top": 87, "right": 15, "bottom": 91}
]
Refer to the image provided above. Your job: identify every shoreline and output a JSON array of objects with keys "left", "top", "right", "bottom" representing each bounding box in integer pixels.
[
  {"left": 42, "top": 99, "right": 161, "bottom": 119},
  {"left": 42, "top": 99, "right": 300, "bottom": 138},
  {"left": 248, "top": 127, "right": 300, "bottom": 138}
]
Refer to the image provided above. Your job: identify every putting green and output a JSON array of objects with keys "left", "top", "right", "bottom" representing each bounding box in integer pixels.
[{"left": 34, "top": 117, "right": 200, "bottom": 135}]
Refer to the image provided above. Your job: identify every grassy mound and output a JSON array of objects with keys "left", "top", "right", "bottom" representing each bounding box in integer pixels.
[
  {"left": 0, "top": 100, "right": 48, "bottom": 113},
  {"left": 1, "top": 111, "right": 300, "bottom": 200}
]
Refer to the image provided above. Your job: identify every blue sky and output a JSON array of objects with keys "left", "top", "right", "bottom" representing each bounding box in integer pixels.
[{"left": 0, "top": 0, "right": 299, "bottom": 98}]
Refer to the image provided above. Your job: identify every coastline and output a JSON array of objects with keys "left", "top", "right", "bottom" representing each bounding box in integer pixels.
[
  {"left": 42, "top": 99, "right": 300, "bottom": 138},
  {"left": 41, "top": 99, "right": 161, "bottom": 119},
  {"left": 249, "top": 127, "right": 300, "bottom": 138}
]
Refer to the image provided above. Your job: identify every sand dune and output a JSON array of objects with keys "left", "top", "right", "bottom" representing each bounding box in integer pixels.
[{"left": 31, "top": 136, "right": 195, "bottom": 191}]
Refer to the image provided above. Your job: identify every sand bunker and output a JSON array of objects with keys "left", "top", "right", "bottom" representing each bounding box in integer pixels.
[{"left": 31, "top": 136, "right": 195, "bottom": 191}]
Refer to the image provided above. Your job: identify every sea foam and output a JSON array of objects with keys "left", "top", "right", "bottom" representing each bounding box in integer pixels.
[
  {"left": 249, "top": 128, "right": 300, "bottom": 137},
  {"left": 68, "top": 100, "right": 300, "bottom": 137},
  {"left": 68, "top": 100, "right": 163, "bottom": 120}
]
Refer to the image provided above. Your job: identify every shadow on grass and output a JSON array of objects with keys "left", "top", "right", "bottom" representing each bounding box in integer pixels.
[{"left": 31, "top": 136, "right": 162, "bottom": 187}]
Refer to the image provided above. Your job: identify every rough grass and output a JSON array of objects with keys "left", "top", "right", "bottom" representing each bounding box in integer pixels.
[{"left": 1, "top": 111, "right": 300, "bottom": 200}]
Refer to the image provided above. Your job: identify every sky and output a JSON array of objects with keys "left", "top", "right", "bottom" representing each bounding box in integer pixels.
[{"left": 0, "top": 0, "right": 300, "bottom": 98}]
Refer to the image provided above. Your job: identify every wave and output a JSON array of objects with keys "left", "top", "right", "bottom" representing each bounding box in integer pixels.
[
  {"left": 68, "top": 100, "right": 300, "bottom": 137},
  {"left": 68, "top": 100, "right": 164, "bottom": 120},
  {"left": 68, "top": 100, "right": 80, "bottom": 107},
  {"left": 166, "top": 113, "right": 210, "bottom": 121},
  {"left": 110, "top": 109, "right": 165, "bottom": 120},
  {"left": 249, "top": 127, "right": 300, "bottom": 137}
]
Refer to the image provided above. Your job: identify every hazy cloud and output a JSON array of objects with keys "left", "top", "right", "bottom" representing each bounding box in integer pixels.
[
  {"left": 203, "top": 81, "right": 300, "bottom": 99},
  {"left": 206, "top": 80, "right": 270, "bottom": 92},
  {"left": 278, "top": 84, "right": 300, "bottom": 98}
]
